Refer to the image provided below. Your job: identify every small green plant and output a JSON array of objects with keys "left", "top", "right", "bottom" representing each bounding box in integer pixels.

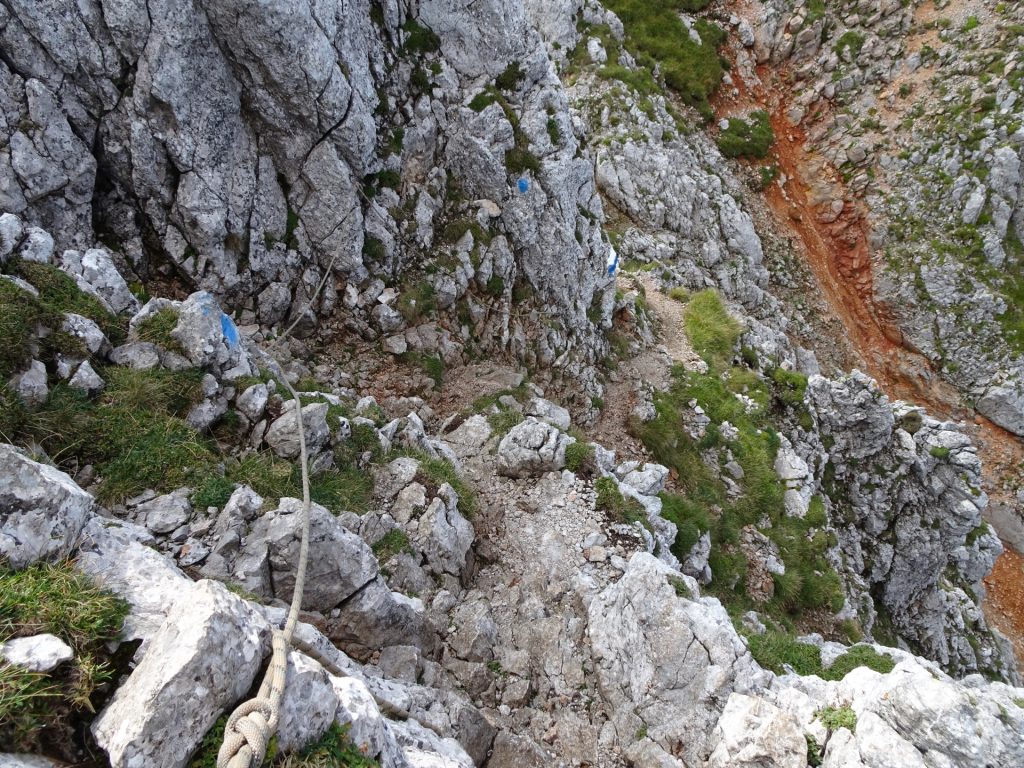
[
  {"left": 565, "top": 441, "right": 596, "bottom": 476},
  {"left": 668, "top": 575, "right": 693, "bottom": 599},
  {"left": 834, "top": 31, "right": 866, "bottom": 59},
  {"left": 372, "top": 530, "right": 413, "bottom": 562},
  {"left": 399, "top": 351, "right": 444, "bottom": 389},
  {"left": 396, "top": 283, "right": 437, "bottom": 323},
  {"left": 806, "top": 734, "right": 823, "bottom": 766},
  {"left": 594, "top": 476, "right": 649, "bottom": 529},
  {"left": 717, "top": 111, "right": 774, "bottom": 159},
  {"left": 1, "top": 262, "right": 126, "bottom": 378},
  {"left": 468, "top": 90, "right": 499, "bottom": 112},
  {"left": 962, "top": 16, "right": 979, "bottom": 32},
  {"left": 747, "top": 630, "right": 824, "bottom": 676},
  {"left": 770, "top": 367, "right": 808, "bottom": 409},
  {"left": 505, "top": 146, "right": 541, "bottom": 175},
  {"left": 495, "top": 61, "right": 525, "bottom": 91},
  {"left": 757, "top": 165, "right": 779, "bottom": 189},
  {"left": 401, "top": 19, "right": 440, "bottom": 55},
  {"left": 485, "top": 275, "right": 505, "bottom": 297},
  {"left": 135, "top": 308, "right": 184, "bottom": 353},
  {"left": 546, "top": 117, "right": 561, "bottom": 145},
  {"left": 929, "top": 446, "right": 951, "bottom": 460},
  {"left": 817, "top": 705, "right": 857, "bottom": 732}
]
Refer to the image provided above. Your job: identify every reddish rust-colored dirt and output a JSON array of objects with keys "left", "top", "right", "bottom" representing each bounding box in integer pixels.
[
  {"left": 716, "top": 49, "right": 1024, "bottom": 670},
  {"left": 984, "top": 548, "right": 1024, "bottom": 667}
]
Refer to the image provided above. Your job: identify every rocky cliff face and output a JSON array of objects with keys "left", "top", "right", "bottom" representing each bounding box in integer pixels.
[
  {"left": 3, "top": 1, "right": 1024, "bottom": 767},
  {"left": 742, "top": 0, "right": 1024, "bottom": 434},
  {"left": 1, "top": 0, "right": 614, "bottom": 386}
]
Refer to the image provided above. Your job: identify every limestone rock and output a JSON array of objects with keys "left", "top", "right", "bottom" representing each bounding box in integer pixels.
[
  {"left": 587, "top": 553, "right": 768, "bottom": 765},
  {"left": 0, "top": 444, "right": 92, "bottom": 569},
  {"left": 68, "top": 360, "right": 104, "bottom": 395},
  {"left": 169, "top": 292, "right": 253, "bottom": 379},
  {"left": 92, "top": 581, "right": 268, "bottom": 768},
  {"left": 265, "top": 401, "right": 330, "bottom": 460},
  {"left": 496, "top": 417, "right": 572, "bottom": 478},
  {"left": 62, "top": 312, "right": 110, "bottom": 355},
  {"left": 9, "top": 359, "right": 48, "bottom": 407},
  {"left": 707, "top": 693, "right": 806, "bottom": 768},
  {"left": 0, "top": 634, "right": 73, "bottom": 673},
  {"left": 239, "top": 498, "right": 378, "bottom": 611},
  {"left": 135, "top": 489, "right": 192, "bottom": 536},
  {"left": 524, "top": 396, "right": 571, "bottom": 430},
  {"left": 59, "top": 248, "right": 140, "bottom": 315}
]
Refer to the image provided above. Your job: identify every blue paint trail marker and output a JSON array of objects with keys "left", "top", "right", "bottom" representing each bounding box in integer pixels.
[
  {"left": 606, "top": 244, "right": 619, "bottom": 276},
  {"left": 220, "top": 313, "right": 240, "bottom": 347},
  {"left": 517, "top": 178, "right": 529, "bottom": 194}
]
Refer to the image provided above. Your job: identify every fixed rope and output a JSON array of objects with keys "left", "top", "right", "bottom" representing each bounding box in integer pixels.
[{"left": 216, "top": 251, "right": 337, "bottom": 768}]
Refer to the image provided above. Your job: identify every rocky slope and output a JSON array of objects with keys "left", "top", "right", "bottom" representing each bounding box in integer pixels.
[
  {"left": 3, "top": 1, "right": 1024, "bottom": 767},
  {"left": 1, "top": 0, "right": 616, "bottom": 410}
]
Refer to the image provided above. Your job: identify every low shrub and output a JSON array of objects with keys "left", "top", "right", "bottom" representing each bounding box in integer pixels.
[
  {"left": 817, "top": 705, "right": 857, "bottom": 732},
  {"left": 717, "top": 111, "right": 774, "bottom": 159},
  {"left": 565, "top": 441, "right": 597, "bottom": 476},
  {"left": 823, "top": 645, "right": 894, "bottom": 680}
]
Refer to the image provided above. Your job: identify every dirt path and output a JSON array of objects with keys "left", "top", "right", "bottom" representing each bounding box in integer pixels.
[{"left": 588, "top": 274, "right": 702, "bottom": 454}]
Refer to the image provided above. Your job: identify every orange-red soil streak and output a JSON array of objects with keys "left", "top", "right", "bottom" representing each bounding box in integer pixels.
[
  {"left": 984, "top": 548, "right": 1024, "bottom": 669},
  {"left": 715, "top": 45, "right": 1024, "bottom": 670}
]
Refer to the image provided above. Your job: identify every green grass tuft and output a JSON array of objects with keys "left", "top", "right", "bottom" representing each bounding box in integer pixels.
[
  {"left": 404, "top": 451, "right": 479, "bottom": 518},
  {"left": 717, "top": 111, "right": 774, "bottom": 159},
  {"left": 135, "top": 308, "right": 183, "bottom": 353},
  {"left": 372, "top": 530, "right": 412, "bottom": 562},
  {"left": 190, "top": 475, "right": 236, "bottom": 509},
  {"left": 595, "top": 476, "right": 650, "bottom": 530},
  {"left": 565, "top": 441, "right": 596, "bottom": 476},
  {"left": 684, "top": 289, "right": 742, "bottom": 367},
  {"left": 0, "top": 561, "right": 128, "bottom": 752}
]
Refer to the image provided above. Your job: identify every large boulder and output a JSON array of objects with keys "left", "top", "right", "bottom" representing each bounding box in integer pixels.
[
  {"left": 587, "top": 553, "right": 769, "bottom": 766},
  {"left": 92, "top": 580, "right": 268, "bottom": 768},
  {"left": 977, "top": 380, "right": 1024, "bottom": 437},
  {"left": 264, "top": 401, "right": 330, "bottom": 460},
  {"left": 0, "top": 444, "right": 92, "bottom": 569},
  {"left": 707, "top": 694, "right": 806, "bottom": 768},
  {"left": 238, "top": 498, "right": 378, "bottom": 612},
  {"left": 496, "top": 417, "right": 573, "bottom": 478}
]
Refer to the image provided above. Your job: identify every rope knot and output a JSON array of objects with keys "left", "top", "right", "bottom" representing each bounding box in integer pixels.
[{"left": 216, "top": 698, "right": 275, "bottom": 768}]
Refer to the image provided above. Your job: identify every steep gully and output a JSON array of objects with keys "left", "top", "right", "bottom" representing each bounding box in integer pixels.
[{"left": 715, "top": 55, "right": 1024, "bottom": 667}]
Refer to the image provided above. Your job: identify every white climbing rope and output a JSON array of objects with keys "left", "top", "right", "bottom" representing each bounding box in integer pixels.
[
  {"left": 215, "top": 251, "right": 336, "bottom": 767},
  {"left": 216, "top": 366, "right": 312, "bottom": 768}
]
